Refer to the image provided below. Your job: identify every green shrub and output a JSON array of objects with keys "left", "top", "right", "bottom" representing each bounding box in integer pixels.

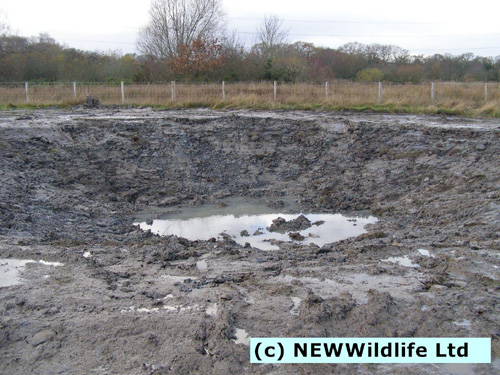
[{"left": 356, "top": 68, "right": 384, "bottom": 82}]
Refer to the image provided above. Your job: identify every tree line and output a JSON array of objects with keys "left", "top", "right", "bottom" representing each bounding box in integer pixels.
[{"left": 1, "top": 1, "right": 499, "bottom": 84}]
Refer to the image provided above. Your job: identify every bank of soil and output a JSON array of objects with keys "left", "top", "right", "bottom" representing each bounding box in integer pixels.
[{"left": 0, "top": 108, "right": 499, "bottom": 374}]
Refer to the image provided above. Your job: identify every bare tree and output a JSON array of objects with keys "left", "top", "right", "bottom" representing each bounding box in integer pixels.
[
  {"left": 255, "top": 14, "right": 289, "bottom": 59},
  {"left": 0, "top": 10, "right": 11, "bottom": 36},
  {"left": 137, "top": 0, "right": 225, "bottom": 59},
  {"left": 391, "top": 46, "right": 411, "bottom": 65}
]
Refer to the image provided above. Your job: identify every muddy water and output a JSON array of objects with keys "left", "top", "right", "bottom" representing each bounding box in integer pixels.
[
  {"left": 382, "top": 255, "right": 420, "bottom": 268},
  {"left": 0, "top": 259, "right": 64, "bottom": 287},
  {"left": 0, "top": 259, "right": 36, "bottom": 287},
  {"left": 136, "top": 199, "right": 377, "bottom": 250}
]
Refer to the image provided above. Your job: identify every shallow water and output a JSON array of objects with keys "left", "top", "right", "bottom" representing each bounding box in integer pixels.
[
  {"left": 135, "top": 196, "right": 302, "bottom": 221},
  {"left": 206, "top": 303, "right": 218, "bottom": 317},
  {"left": 0, "top": 259, "right": 35, "bottom": 287},
  {"left": 417, "top": 249, "right": 434, "bottom": 257},
  {"left": 136, "top": 197, "right": 377, "bottom": 250},
  {"left": 290, "top": 297, "right": 302, "bottom": 316},
  {"left": 137, "top": 210, "right": 377, "bottom": 250},
  {"left": 233, "top": 328, "right": 250, "bottom": 345},
  {"left": 0, "top": 258, "right": 64, "bottom": 287},
  {"left": 196, "top": 260, "right": 208, "bottom": 271}
]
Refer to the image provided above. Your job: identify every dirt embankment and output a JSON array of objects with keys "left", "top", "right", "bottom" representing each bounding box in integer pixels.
[{"left": 0, "top": 109, "right": 499, "bottom": 374}]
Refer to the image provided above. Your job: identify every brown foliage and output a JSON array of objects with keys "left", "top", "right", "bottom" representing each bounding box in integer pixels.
[{"left": 167, "top": 37, "right": 224, "bottom": 81}]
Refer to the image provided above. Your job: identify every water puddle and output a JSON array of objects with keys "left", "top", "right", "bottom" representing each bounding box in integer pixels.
[
  {"left": 138, "top": 308, "right": 160, "bottom": 313},
  {"left": 206, "top": 303, "right": 218, "bottom": 317},
  {"left": 272, "top": 272, "right": 421, "bottom": 304},
  {"left": 233, "top": 328, "right": 250, "bottom": 345},
  {"left": 417, "top": 249, "right": 434, "bottom": 257},
  {"left": 453, "top": 319, "right": 472, "bottom": 328},
  {"left": 121, "top": 303, "right": 201, "bottom": 314},
  {"left": 290, "top": 297, "right": 302, "bottom": 316},
  {"left": 135, "top": 198, "right": 377, "bottom": 250},
  {"left": 0, "top": 258, "right": 64, "bottom": 287},
  {"left": 196, "top": 260, "right": 208, "bottom": 272},
  {"left": 38, "top": 260, "right": 64, "bottom": 267}
]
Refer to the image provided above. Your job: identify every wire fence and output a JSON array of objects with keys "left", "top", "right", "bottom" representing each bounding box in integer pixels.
[{"left": 0, "top": 81, "right": 498, "bottom": 108}]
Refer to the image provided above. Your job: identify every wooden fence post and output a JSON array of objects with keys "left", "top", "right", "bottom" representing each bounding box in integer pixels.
[
  {"left": 171, "top": 81, "right": 176, "bottom": 101},
  {"left": 485, "top": 82, "right": 488, "bottom": 102},
  {"left": 222, "top": 81, "right": 225, "bottom": 100}
]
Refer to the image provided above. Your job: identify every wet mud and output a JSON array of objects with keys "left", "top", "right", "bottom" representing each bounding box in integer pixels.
[{"left": 0, "top": 108, "right": 499, "bottom": 374}]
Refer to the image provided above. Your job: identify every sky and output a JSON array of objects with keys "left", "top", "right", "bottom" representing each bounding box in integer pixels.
[{"left": 1, "top": 0, "right": 500, "bottom": 57}]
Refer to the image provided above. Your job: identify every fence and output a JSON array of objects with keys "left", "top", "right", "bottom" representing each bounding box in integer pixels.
[{"left": 0, "top": 81, "right": 498, "bottom": 109}]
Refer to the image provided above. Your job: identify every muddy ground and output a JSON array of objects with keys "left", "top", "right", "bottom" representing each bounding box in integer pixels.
[{"left": 0, "top": 108, "right": 499, "bottom": 375}]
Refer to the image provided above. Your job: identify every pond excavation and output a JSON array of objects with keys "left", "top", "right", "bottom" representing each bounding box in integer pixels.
[
  {"left": 0, "top": 108, "right": 499, "bottom": 374},
  {"left": 136, "top": 198, "right": 377, "bottom": 250}
]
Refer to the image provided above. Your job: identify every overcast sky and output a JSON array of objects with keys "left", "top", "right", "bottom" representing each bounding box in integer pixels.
[{"left": 1, "top": 0, "right": 500, "bottom": 57}]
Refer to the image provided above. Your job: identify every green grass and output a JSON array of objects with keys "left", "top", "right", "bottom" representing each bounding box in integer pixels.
[{"left": 1, "top": 101, "right": 499, "bottom": 118}]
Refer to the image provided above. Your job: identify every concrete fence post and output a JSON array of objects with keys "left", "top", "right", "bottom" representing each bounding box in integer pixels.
[
  {"left": 485, "top": 82, "right": 488, "bottom": 102},
  {"left": 273, "top": 81, "right": 277, "bottom": 102},
  {"left": 25, "top": 82, "right": 29, "bottom": 104},
  {"left": 431, "top": 82, "right": 435, "bottom": 104},
  {"left": 73, "top": 82, "right": 77, "bottom": 101},
  {"left": 121, "top": 81, "right": 125, "bottom": 104},
  {"left": 222, "top": 81, "right": 226, "bottom": 100},
  {"left": 171, "top": 81, "right": 176, "bottom": 101},
  {"left": 325, "top": 81, "right": 329, "bottom": 99},
  {"left": 378, "top": 82, "right": 382, "bottom": 104}
]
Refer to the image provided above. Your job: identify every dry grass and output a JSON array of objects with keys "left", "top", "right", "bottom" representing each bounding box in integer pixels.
[{"left": 1, "top": 81, "right": 499, "bottom": 116}]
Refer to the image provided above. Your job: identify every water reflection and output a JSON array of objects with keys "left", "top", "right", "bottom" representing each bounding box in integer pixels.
[{"left": 137, "top": 212, "right": 377, "bottom": 250}]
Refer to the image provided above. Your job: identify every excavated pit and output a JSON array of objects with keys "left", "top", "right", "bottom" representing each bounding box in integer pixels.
[
  {"left": 134, "top": 198, "right": 378, "bottom": 250},
  {"left": 0, "top": 108, "right": 499, "bottom": 374}
]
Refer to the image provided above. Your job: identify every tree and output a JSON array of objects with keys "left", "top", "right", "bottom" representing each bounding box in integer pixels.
[
  {"left": 254, "top": 14, "right": 289, "bottom": 60},
  {"left": 251, "top": 14, "right": 291, "bottom": 81},
  {"left": 391, "top": 46, "right": 411, "bottom": 66},
  {"left": 137, "top": 0, "right": 225, "bottom": 60},
  {"left": 393, "top": 65, "right": 423, "bottom": 83},
  {"left": 0, "top": 10, "right": 10, "bottom": 37},
  {"left": 212, "top": 31, "right": 247, "bottom": 81},
  {"left": 166, "top": 37, "right": 223, "bottom": 80}
]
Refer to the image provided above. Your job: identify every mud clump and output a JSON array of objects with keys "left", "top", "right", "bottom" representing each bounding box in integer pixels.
[
  {"left": 85, "top": 95, "right": 100, "bottom": 108},
  {"left": 288, "top": 232, "right": 305, "bottom": 241},
  {"left": 268, "top": 214, "right": 312, "bottom": 233},
  {"left": 0, "top": 108, "right": 499, "bottom": 375}
]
